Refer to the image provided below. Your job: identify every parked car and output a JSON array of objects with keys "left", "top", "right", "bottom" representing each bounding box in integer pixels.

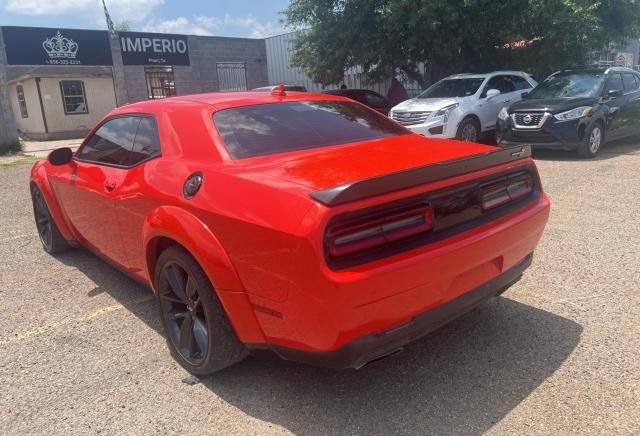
[
  {"left": 30, "top": 88, "right": 550, "bottom": 374},
  {"left": 390, "top": 71, "right": 537, "bottom": 142},
  {"left": 252, "top": 84, "right": 308, "bottom": 92},
  {"left": 322, "top": 88, "right": 394, "bottom": 114},
  {"left": 496, "top": 67, "right": 640, "bottom": 157}
]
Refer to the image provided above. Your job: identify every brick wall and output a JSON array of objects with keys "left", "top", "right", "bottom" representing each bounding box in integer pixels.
[
  {"left": 0, "top": 27, "right": 270, "bottom": 139},
  {"left": 123, "top": 35, "right": 268, "bottom": 103},
  {"left": 109, "top": 35, "right": 129, "bottom": 106}
]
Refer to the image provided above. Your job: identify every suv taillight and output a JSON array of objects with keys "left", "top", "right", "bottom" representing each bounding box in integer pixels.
[
  {"left": 480, "top": 173, "right": 532, "bottom": 211},
  {"left": 327, "top": 204, "right": 433, "bottom": 257}
]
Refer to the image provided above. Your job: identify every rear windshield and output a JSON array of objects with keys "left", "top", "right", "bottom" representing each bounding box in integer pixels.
[
  {"left": 528, "top": 73, "right": 604, "bottom": 99},
  {"left": 213, "top": 101, "right": 409, "bottom": 159},
  {"left": 418, "top": 78, "right": 485, "bottom": 98}
]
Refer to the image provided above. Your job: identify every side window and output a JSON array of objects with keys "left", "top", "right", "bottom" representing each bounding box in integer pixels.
[
  {"left": 129, "top": 117, "right": 162, "bottom": 165},
  {"left": 605, "top": 74, "right": 624, "bottom": 93},
  {"left": 344, "top": 90, "right": 365, "bottom": 104},
  {"left": 497, "top": 76, "right": 517, "bottom": 93},
  {"left": 77, "top": 117, "right": 140, "bottom": 166},
  {"left": 509, "top": 75, "right": 533, "bottom": 90},
  {"left": 482, "top": 77, "right": 501, "bottom": 97},
  {"left": 622, "top": 73, "right": 639, "bottom": 93},
  {"left": 364, "top": 91, "right": 386, "bottom": 106},
  {"left": 482, "top": 76, "right": 515, "bottom": 96}
]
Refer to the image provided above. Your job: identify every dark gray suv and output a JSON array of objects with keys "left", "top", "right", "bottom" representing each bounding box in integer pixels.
[{"left": 496, "top": 67, "right": 640, "bottom": 157}]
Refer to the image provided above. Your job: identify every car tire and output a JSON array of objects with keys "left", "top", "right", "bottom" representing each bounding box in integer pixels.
[
  {"left": 577, "top": 122, "right": 605, "bottom": 158},
  {"left": 154, "top": 245, "right": 248, "bottom": 375},
  {"left": 31, "top": 185, "right": 69, "bottom": 254},
  {"left": 456, "top": 117, "right": 481, "bottom": 142}
]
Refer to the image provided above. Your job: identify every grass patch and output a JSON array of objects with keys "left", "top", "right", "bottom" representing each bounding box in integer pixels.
[{"left": 0, "top": 155, "right": 40, "bottom": 168}]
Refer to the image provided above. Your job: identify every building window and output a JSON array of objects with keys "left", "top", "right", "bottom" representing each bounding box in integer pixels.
[
  {"left": 216, "top": 62, "right": 247, "bottom": 91},
  {"left": 145, "top": 67, "right": 176, "bottom": 99},
  {"left": 60, "top": 80, "right": 88, "bottom": 115},
  {"left": 16, "top": 85, "right": 28, "bottom": 118}
]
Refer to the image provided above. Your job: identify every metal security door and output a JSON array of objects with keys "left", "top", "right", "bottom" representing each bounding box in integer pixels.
[{"left": 217, "top": 62, "right": 247, "bottom": 91}]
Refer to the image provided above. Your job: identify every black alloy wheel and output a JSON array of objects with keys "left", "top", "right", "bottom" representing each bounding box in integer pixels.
[
  {"left": 31, "top": 186, "right": 68, "bottom": 254},
  {"left": 155, "top": 246, "right": 247, "bottom": 375},
  {"left": 158, "top": 261, "right": 209, "bottom": 365}
]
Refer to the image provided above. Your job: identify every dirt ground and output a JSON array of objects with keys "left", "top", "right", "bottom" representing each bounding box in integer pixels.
[{"left": 1, "top": 139, "right": 638, "bottom": 435}]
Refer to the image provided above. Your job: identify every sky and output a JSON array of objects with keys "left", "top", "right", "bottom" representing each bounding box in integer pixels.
[{"left": 0, "top": 0, "right": 292, "bottom": 38}]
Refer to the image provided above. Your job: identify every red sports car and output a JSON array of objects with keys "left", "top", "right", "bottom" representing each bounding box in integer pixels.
[{"left": 30, "top": 87, "right": 550, "bottom": 374}]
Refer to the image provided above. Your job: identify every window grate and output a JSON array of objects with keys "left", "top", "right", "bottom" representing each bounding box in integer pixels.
[
  {"left": 16, "top": 85, "right": 28, "bottom": 118},
  {"left": 145, "top": 67, "right": 176, "bottom": 99},
  {"left": 216, "top": 62, "right": 247, "bottom": 92}
]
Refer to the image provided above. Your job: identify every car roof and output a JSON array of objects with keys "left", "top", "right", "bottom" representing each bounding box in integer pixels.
[
  {"left": 551, "top": 66, "right": 638, "bottom": 76},
  {"left": 112, "top": 91, "right": 349, "bottom": 114},
  {"left": 323, "top": 89, "right": 382, "bottom": 95},
  {"left": 604, "top": 66, "right": 639, "bottom": 74},
  {"left": 444, "top": 71, "right": 531, "bottom": 80}
]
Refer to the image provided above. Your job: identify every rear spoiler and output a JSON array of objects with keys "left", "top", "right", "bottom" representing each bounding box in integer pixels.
[{"left": 310, "top": 145, "right": 532, "bottom": 206}]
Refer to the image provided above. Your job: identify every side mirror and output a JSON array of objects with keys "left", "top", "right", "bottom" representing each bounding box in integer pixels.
[
  {"left": 521, "top": 91, "right": 530, "bottom": 98},
  {"left": 607, "top": 89, "right": 624, "bottom": 98},
  {"left": 48, "top": 147, "right": 74, "bottom": 166},
  {"left": 486, "top": 89, "right": 501, "bottom": 99}
]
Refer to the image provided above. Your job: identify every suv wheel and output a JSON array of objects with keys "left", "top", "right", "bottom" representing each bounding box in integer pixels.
[
  {"left": 456, "top": 117, "right": 480, "bottom": 142},
  {"left": 577, "top": 122, "right": 604, "bottom": 158}
]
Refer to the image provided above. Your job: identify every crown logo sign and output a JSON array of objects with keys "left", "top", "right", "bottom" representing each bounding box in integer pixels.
[{"left": 42, "top": 31, "right": 79, "bottom": 59}]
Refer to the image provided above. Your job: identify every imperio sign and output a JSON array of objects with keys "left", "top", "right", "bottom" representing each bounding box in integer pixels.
[
  {"left": 1, "top": 26, "right": 113, "bottom": 66},
  {"left": 118, "top": 32, "right": 190, "bottom": 66}
]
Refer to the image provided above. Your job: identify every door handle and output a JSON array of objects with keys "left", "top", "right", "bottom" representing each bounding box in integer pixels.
[{"left": 104, "top": 180, "right": 117, "bottom": 192}]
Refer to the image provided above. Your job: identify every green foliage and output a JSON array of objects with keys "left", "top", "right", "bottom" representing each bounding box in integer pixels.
[
  {"left": 115, "top": 21, "right": 131, "bottom": 32},
  {"left": 283, "top": 0, "right": 640, "bottom": 85}
]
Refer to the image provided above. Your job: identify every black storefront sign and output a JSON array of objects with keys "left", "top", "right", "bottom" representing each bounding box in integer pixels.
[
  {"left": 1, "top": 26, "right": 113, "bottom": 66},
  {"left": 119, "top": 31, "right": 190, "bottom": 66}
]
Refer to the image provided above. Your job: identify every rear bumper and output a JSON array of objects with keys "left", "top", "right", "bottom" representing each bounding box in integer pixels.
[
  {"left": 250, "top": 253, "right": 532, "bottom": 369},
  {"left": 247, "top": 183, "right": 549, "bottom": 355}
]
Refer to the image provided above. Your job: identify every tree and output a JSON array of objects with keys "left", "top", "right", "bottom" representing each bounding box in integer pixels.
[
  {"left": 282, "top": 0, "right": 640, "bottom": 85},
  {"left": 115, "top": 21, "right": 131, "bottom": 32}
]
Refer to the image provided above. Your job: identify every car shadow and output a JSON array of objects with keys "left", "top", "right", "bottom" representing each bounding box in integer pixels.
[
  {"left": 531, "top": 136, "right": 640, "bottom": 162},
  {"left": 56, "top": 249, "right": 163, "bottom": 333},
  {"left": 56, "top": 249, "right": 582, "bottom": 435}
]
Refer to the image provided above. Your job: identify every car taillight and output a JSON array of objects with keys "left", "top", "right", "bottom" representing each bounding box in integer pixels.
[
  {"left": 328, "top": 204, "right": 433, "bottom": 257},
  {"left": 480, "top": 173, "right": 532, "bottom": 211}
]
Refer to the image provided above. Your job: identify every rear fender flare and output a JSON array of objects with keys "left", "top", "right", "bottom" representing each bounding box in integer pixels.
[
  {"left": 142, "top": 206, "right": 243, "bottom": 291},
  {"left": 142, "top": 206, "right": 266, "bottom": 343}
]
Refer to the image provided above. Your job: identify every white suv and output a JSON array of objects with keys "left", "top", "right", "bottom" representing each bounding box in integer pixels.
[{"left": 390, "top": 71, "right": 538, "bottom": 142}]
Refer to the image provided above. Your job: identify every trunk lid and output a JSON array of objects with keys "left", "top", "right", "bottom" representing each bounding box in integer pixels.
[{"left": 229, "top": 135, "right": 498, "bottom": 194}]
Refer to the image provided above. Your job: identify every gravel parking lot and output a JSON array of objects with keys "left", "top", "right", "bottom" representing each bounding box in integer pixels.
[{"left": 1, "top": 140, "right": 639, "bottom": 435}]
